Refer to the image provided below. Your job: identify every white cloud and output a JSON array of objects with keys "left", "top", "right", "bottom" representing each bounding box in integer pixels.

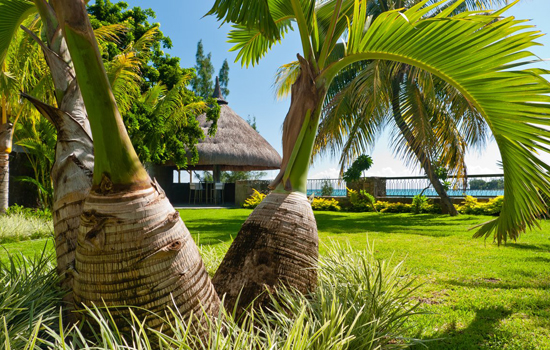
[
  {"left": 309, "top": 167, "right": 340, "bottom": 179},
  {"left": 369, "top": 167, "right": 398, "bottom": 177}
]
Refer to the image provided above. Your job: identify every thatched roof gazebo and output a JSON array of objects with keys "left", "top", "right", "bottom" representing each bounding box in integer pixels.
[{"left": 189, "top": 78, "right": 281, "bottom": 182}]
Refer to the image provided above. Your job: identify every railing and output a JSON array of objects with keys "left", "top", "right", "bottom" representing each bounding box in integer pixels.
[
  {"left": 306, "top": 174, "right": 504, "bottom": 198},
  {"left": 306, "top": 178, "right": 347, "bottom": 197},
  {"left": 384, "top": 174, "right": 504, "bottom": 198}
]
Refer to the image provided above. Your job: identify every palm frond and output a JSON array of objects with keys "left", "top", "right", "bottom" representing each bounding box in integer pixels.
[
  {"left": 0, "top": 0, "right": 35, "bottom": 66},
  {"left": 93, "top": 23, "right": 128, "bottom": 46},
  {"left": 207, "top": 0, "right": 281, "bottom": 40},
  {"left": 131, "top": 26, "right": 160, "bottom": 54},
  {"left": 228, "top": 19, "right": 293, "bottom": 67},
  {"left": 274, "top": 60, "right": 300, "bottom": 99},
  {"left": 105, "top": 52, "right": 141, "bottom": 114}
]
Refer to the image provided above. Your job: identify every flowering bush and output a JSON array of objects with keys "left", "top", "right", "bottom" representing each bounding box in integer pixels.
[
  {"left": 457, "top": 196, "right": 503, "bottom": 216},
  {"left": 311, "top": 198, "right": 341, "bottom": 211},
  {"left": 242, "top": 189, "right": 266, "bottom": 209},
  {"left": 376, "top": 201, "right": 440, "bottom": 214}
]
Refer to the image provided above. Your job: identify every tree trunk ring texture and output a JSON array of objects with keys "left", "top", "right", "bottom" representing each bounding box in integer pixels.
[
  {"left": 212, "top": 192, "right": 318, "bottom": 314},
  {"left": 0, "top": 153, "right": 8, "bottom": 213},
  {"left": 73, "top": 183, "right": 220, "bottom": 329}
]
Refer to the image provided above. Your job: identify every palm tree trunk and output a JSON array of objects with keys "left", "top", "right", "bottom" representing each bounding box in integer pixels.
[
  {"left": 20, "top": 0, "right": 94, "bottom": 318},
  {"left": 0, "top": 152, "right": 9, "bottom": 213},
  {"left": 0, "top": 123, "right": 13, "bottom": 214},
  {"left": 50, "top": 0, "right": 220, "bottom": 330},
  {"left": 213, "top": 56, "right": 321, "bottom": 314},
  {"left": 391, "top": 79, "right": 458, "bottom": 216}
]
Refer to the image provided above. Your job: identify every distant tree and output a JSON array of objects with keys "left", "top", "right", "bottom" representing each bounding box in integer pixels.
[
  {"left": 87, "top": 2, "right": 220, "bottom": 168},
  {"left": 190, "top": 40, "right": 230, "bottom": 99},
  {"left": 219, "top": 59, "right": 230, "bottom": 97},
  {"left": 246, "top": 115, "right": 257, "bottom": 131},
  {"left": 190, "top": 40, "right": 215, "bottom": 98},
  {"left": 222, "top": 171, "right": 266, "bottom": 182}
]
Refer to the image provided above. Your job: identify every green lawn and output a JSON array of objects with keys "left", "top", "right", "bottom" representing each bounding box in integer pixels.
[{"left": 2, "top": 209, "right": 549, "bottom": 349}]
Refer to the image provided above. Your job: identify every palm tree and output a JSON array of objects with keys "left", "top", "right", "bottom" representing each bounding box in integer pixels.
[
  {"left": 0, "top": 0, "right": 51, "bottom": 213},
  {"left": 208, "top": 0, "right": 550, "bottom": 312},
  {"left": 44, "top": 0, "right": 220, "bottom": 330},
  {"left": 1, "top": 0, "right": 221, "bottom": 329},
  {"left": 310, "top": 60, "right": 486, "bottom": 216},
  {"left": 308, "top": 1, "right": 509, "bottom": 216}
]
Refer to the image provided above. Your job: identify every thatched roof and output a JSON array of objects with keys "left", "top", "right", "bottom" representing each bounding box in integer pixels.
[{"left": 187, "top": 78, "right": 282, "bottom": 171}]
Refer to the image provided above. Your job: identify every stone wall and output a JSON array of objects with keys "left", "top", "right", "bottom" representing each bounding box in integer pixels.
[{"left": 347, "top": 177, "right": 386, "bottom": 198}]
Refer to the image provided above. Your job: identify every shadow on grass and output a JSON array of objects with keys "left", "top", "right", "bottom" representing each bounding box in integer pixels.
[
  {"left": 445, "top": 277, "right": 550, "bottom": 291},
  {"left": 314, "top": 212, "right": 476, "bottom": 237},
  {"left": 506, "top": 242, "right": 550, "bottom": 253},
  {"left": 182, "top": 212, "right": 469, "bottom": 244},
  {"left": 412, "top": 306, "right": 512, "bottom": 350}
]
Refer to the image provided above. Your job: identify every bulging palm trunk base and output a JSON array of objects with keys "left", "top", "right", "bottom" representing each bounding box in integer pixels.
[
  {"left": 213, "top": 192, "right": 318, "bottom": 314},
  {"left": 73, "top": 182, "right": 220, "bottom": 331}
]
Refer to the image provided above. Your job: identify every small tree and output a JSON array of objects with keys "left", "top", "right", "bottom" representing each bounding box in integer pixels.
[{"left": 343, "top": 155, "right": 373, "bottom": 183}]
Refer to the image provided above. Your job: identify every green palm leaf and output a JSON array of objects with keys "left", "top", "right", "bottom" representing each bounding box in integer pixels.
[
  {"left": 0, "top": 0, "right": 36, "bottom": 66},
  {"left": 229, "top": 20, "right": 293, "bottom": 67},
  {"left": 207, "top": 0, "right": 280, "bottom": 40}
]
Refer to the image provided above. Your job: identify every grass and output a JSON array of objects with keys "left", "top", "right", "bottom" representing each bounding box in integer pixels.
[
  {"left": 0, "top": 213, "right": 53, "bottom": 244},
  {"left": 2, "top": 209, "right": 550, "bottom": 349}
]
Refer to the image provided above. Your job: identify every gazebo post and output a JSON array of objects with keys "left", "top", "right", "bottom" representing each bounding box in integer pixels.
[{"left": 213, "top": 165, "right": 221, "bottom": 183}]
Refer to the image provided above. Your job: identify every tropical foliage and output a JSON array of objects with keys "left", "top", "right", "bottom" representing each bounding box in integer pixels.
[
  {"left": 124, "top": 73, "right": 219, "bottom": 168},
  {"left": 411, "top": 194, "right": 429, "bottom": 214},
  {"left": 88, "top": 0, "right": 184, "bottom": 90},
  {"left": 1, "top": 243, "right": 421, "bottom": 350},
  {"left": 0, "top": 12, "right": 56, "bottom": 211}
]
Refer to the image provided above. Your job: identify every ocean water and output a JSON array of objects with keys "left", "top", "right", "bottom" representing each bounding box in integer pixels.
[{"left": 307, "top": 189, "right": 504, "bottom": 198}]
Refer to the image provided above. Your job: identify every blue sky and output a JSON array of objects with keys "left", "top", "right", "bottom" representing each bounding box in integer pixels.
[{"left": 102, "top": 0, "right": 550, "bottom": 180}]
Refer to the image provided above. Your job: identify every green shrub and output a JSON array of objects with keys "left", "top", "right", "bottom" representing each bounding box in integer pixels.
[
  {"left": 320, "top": 179, "right": 334, "bottom": 196},
  {"left": 457, "top": 195, "right": 504, "bottom": 216},
  {"left": 372, "top": 201, "right": 441, "bottom": 214},
  {"left": 412, "top": 194, "right": 429, "bottom": 214},
  {"left": 242, "top": 188, "right": 266, "bottom": 209},
  {"left": 311, "top": 197, "right": 341, "bottom": 211},
  {"left": 0, "top": 207, "right": 54, "bottom": 244},
  {"left": 347, "top": 188, "right": 377, "bottom": 212},
  {"left": 377, "top": 201, "right": 412, "bottom": 213},
  {"left": 5, "top": 204, "right": 52, "bottom": 220}
]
